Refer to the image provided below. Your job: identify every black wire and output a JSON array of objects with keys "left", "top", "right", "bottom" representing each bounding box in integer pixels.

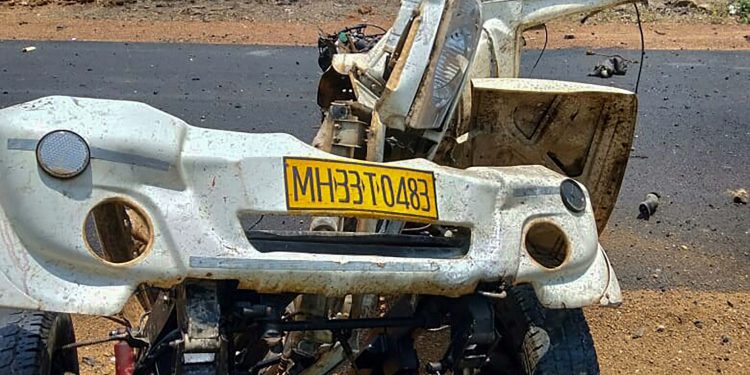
[
  {"left": 530, "top": 24, "right": 548, "bottom": 75},
  {"left": 133, "top": 329, "right": 182, "bottom": 375},
  {"left": 102, "top": 315, "right": 131, "bottom": 328},
  {"left": 634, "top": 3, "right": 645, "bottom": 94}
]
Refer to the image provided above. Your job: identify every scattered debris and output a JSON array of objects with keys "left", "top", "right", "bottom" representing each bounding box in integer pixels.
[
  {"left": 680, "top": 245, "right": 689, "bottom": 251},
  {"left": 693, "top": 320, "right": 704, "bottom": 329},
  {"left": 81, "top": 356, "right": 98, "bottom": 367},
  {"left": 656, "top": 324, "right": 666, "bottom": 332},
  {"left": 671, "top": 0, "right": 698, "bottom": 8},
  {"left": 357, "top": 4, "right": 372, "bottom": 15},
  {"left": 638, "top": 192, "right": 660, "bottom": 219},
  {"left": 729, "top": 188, "right": 748, "bottom": 204},
  {"left": 563, "top": 34, "right": 575, "bottom": 39},
  {"left": 586, "top": 51, "right": 635, "bottom": 78},
  {"left": 590, "top": 56, "right": 628, "bottom": 78},
  {"left": 21, "top": 46, "right": 36, "bottom": 53},
  {"left": 632, "top": 327, "right": 645, "bottom": 339},
  {"left": 721, "top": 335, "right": 731, "bottom": 345}
]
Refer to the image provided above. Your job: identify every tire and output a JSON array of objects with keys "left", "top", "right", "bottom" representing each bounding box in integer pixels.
[
  {"left": 482, "top": 285, "right": 599, "bottom": 375},
  {"left": 0, "top": 309, "right": 79, "bottom": 375}
]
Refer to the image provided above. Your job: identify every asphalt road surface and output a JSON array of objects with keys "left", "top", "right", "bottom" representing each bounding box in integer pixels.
[{"left": 1, "top": 40, "right": 748, "bottom": 291}]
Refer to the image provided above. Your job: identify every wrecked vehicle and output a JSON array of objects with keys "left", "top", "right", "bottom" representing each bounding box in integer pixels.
[{"left": 0, "top": 0, "right": 638, "bottom": 373}]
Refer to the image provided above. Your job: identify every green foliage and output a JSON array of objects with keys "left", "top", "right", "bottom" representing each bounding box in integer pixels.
[{"left": 737, "top": 0, "right": 750, "bottom": 23}]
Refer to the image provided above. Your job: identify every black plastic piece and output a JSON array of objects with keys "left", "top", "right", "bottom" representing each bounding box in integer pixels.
[{"left": 246, "top": 230, "right": 469, "bottom": 259}]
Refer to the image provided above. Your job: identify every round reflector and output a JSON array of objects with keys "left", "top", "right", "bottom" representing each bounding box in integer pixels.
[
  {"left": 36, "top": 130, "right": 90, "bottom": 179},
  {"left": 560, "top": 179, "right": 586, "bottom": 213}
]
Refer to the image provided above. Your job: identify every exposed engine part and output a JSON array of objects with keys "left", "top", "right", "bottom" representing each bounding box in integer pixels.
[
  {"left": 317, "top": 24, "right": 386, "bottom": 72},
  {"left": 427, "top": 295, "right": 496, "bottom": 374},
  {"left": 281, "top": 295, "right": 331, "bottom": 375},
  {"left": 317, "top": 68, "right": 355, "bottom": 112}
]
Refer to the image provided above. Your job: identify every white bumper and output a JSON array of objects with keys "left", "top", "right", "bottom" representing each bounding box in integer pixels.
[{"left": 0, "top": 96, "right": 620, "bottom": 315}]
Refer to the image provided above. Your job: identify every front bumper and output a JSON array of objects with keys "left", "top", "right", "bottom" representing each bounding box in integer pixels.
[{"left": 0, "top": 97, "right": 620, "bottom": 315}]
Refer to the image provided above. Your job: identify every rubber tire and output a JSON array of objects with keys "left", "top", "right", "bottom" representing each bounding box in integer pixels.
[
  {"left": 482, "top": 285, "right": 599, "bottom": 375},
  {"left": 0, "top": 309, "right": 79, "bottom": 375}
]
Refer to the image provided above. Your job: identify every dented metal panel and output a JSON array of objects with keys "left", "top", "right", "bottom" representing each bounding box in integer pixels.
[
  {"left": 449, "top": 78, "right": 637, "bottom": 231},
  {"left": 0, "top": 96, "right": 619, "bottom": 315}
]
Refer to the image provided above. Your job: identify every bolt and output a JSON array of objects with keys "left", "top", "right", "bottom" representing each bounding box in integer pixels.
[
  {"left": 262, "top": 328, "right": 283, "bottom": 346},
  {"left": 263, "top": 328, "right": 281, "bottom": 339}
]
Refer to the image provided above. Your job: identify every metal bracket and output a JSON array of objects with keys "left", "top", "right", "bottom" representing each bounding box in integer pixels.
[
  {"left": 176, "top": 280, "right": 228, "bottom": 374},
  {"left": 330, "top": 103, "right": 368, "bottom": 155}
]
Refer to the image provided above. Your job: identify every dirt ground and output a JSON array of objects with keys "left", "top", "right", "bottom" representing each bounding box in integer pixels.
[
  {"left": 1, "top": 0, "right": 749, "bottom": 49},
  {"left": 1, "top": 0, "right": 748, "bottom": 373},
  {"left": 73, "top": 289, "right": 750, "bottom": 375}
]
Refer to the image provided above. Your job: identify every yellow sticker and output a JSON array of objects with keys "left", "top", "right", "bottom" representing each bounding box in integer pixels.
[{"left": 284, "top": 157, "right": 438, "bottom": 221}]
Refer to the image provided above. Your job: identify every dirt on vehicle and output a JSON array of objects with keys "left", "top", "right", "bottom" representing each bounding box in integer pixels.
[{"left": 1, "top": 0, "right": 748, "bottom": 374}]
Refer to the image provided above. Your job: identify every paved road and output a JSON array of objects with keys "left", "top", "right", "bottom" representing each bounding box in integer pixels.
[{"left": 1, "top": 40, "right": 748, "bottom": 291}]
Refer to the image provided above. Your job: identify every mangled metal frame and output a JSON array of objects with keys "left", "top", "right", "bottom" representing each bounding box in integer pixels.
[{"left": 0, "top": 96, "right": 619, "bottom": 316}]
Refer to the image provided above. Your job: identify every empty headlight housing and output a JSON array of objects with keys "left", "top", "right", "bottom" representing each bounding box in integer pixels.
[{"left": 407, "top": 0, "right": 481, "bottom": 129}]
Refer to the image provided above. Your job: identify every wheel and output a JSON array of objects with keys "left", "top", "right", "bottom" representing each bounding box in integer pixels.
[
  {"left": 482, "top": 285, "right": 599, "bottom": 375},
  {"left": 0, "top": 308, "right": 79, "bottom": 375}
]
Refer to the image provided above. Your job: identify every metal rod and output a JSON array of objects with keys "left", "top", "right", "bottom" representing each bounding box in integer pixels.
[
  {"left": 61, "top": 334, "right": 128, "bottom": 350},
  {"left": 266, "top": 316, "right": 423, "bottom": 332}
]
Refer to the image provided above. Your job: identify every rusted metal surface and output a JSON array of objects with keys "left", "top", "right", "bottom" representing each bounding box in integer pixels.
[
  {"left": 0, "top": 96, "right": 620, "bottom": 314},
  {"left": 92, "top": 202, "right": 138, "bottom": 263}
]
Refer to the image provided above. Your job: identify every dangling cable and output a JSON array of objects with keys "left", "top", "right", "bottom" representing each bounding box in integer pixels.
[
  {"left": 530, "top": 24, "right": 548, "bottom": 75},
  {"left": 634, "top": 3, "right": 645, "bottom": 93}
]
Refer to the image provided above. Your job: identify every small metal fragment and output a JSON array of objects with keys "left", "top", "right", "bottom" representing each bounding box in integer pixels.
[{"left": 638, "top": 192, "right": 660, "bottom": 219}]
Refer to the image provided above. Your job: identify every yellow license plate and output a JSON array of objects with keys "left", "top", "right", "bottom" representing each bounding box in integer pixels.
[{"left": 283, "top": 157, "right": 438, "bottom": 221}]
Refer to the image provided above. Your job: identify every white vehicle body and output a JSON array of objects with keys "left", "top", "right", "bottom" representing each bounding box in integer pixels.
[
  {"left": 0, "top": 0, "right": 640, "bottom": 372},
  {"left": 0, "top": 96, "right": 620, "bottom": 315}
]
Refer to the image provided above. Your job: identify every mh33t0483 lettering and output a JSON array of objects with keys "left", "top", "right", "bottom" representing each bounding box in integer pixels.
[{"left": 283, "top": 157, "right": 438, "bottom": 221}]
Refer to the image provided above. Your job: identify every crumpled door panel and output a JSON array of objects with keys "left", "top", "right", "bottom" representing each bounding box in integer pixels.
[{"left": 449, "top": 78, "right": 637, "bottom": 232}]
